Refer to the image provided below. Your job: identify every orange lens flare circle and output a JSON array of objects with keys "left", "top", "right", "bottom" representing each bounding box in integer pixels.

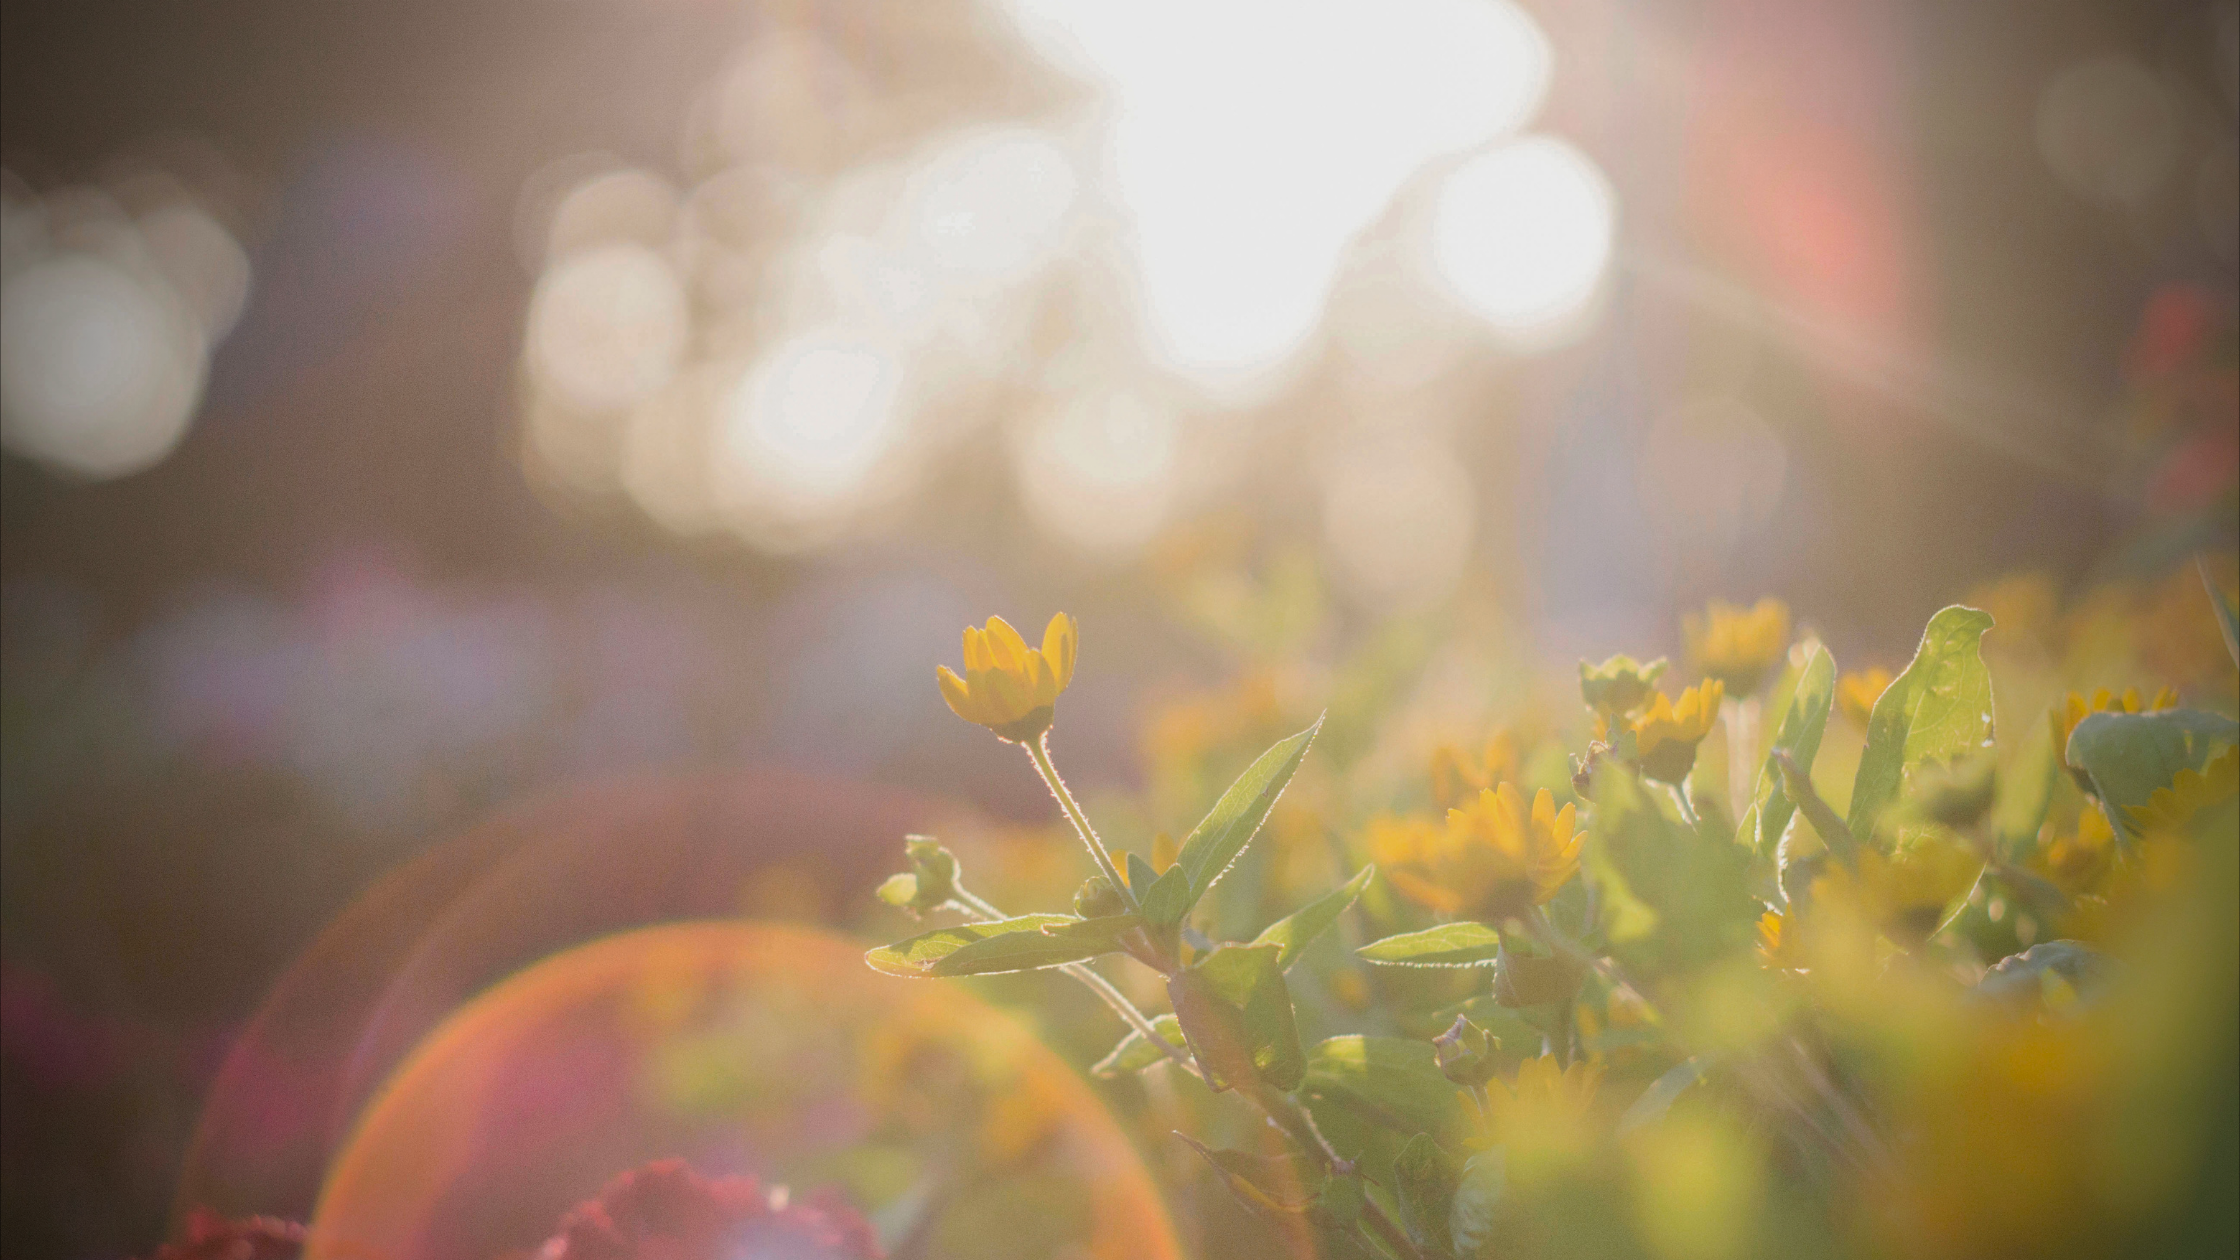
[{"left": 305, "top": 921, "right": 1180, "bottom": 1260}]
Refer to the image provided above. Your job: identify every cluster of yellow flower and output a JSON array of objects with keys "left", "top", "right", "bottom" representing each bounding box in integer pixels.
[{"left": 882, "top": 564, "right": 2238, "bottom": 1260}]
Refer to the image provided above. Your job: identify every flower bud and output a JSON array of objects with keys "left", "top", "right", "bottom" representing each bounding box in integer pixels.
[
  {"left": 1073, "top": 874, "right": 1127, "bottom": 918},
  {"left": 1432, "top": 1014, "right": 1499, "bottom": 1087}
]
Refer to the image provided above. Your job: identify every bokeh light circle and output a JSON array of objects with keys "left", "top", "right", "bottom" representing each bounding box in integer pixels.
[
  {"left": 1429, "top": 135, "right": 1616, "bottom": 348},
  {"left": 304, "top": 921, "right": 1179, "bottom": 1259},
  {"left": 526, "top": 243, "right": 690, "bottom": 414},
  {"left": 2035, "top": 56, "right": 2180, "bottom": 207},
  {"left": 0, "top": 250, "right": 207, "bottom": 477}
]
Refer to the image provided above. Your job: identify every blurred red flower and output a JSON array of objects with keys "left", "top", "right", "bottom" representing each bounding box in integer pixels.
[
  {"left": 148, "top": 1210, "right": 305, "bottom": 1260},
  {"left": 537, "top": 1159, "right": 884, "bottom": 1260}
]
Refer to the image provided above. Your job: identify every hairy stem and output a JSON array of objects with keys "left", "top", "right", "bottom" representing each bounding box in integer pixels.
[
  {"left": 1522, "top": 906, "right": 1661, "bottom": 1025},
  {"left": 951, "top": 888, "right": 1197, "bottom": 1078},
  {"left": 1026, "top": 734, "right": 1135, "bottom": 910}
]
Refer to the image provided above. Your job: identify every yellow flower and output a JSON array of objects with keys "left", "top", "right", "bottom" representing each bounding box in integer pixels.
[
  {"left": 1755, "top": 909, "right": 1804, "bottom": 971},
  {"left": 1836, "top": 667, "right": 1893, "bottom": 727},
  {"left": 1430, "top": 732, "right": 1520, "bottom": 811},
  {"left": 2127, "top": 744, "right": 2238, "bottom": 835},
  {"left": 1684, "top": 598, "right": 1791, "bottom": 695},
  {"left": 2028, "top": 807, "right": 2116, "bottom": 899},
  {"left": 2049, "top": 687, "right": 2178, "bottom": 786},
  {"left": 1374, "top": 785, "right": 1582, "bottom": 920},
  {"left": 936, "top": 613, "right": 1078, "bottom": 742},
  {"left": 1628, "top": 679, "right": 1725, "bottom": 784},
  {"left": 1812, "top": 839, "right": 1982, "bottom": 949},
  {"left": 1478, "top": 1055, "right": 1605, "bottom": 1174}
]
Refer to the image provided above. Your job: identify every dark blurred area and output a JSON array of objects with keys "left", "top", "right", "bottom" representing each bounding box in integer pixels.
[{"left": 1, "top": 0, "right": 2234, "bottom": 1254}]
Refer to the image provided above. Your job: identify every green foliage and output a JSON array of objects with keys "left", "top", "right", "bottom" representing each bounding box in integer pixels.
[
  {"left": 1740, "top": 645, "right": 1834, "bottom": 858},
  {"left": 1252, "top": 865, "right": 1375, "bottom": 969},
  {"left": 1169, "top": 942, "right": 1305, "bottom": 1091},
  {"left": 1849, "top": 606, "right": 1996, "bottom": 841},
  {"left": 866, "top": 913, "right": 1130, "bottom": 977},
  {"left": 1615, "top": 1057, "right": 1707, "bottom": 1136},
  {"left": 1393, "top": 1132, "right": 1462, "bottom": 1257},
  {"left": 1142, "top": 716, "right": 1323, "bottom": 926},
  {"left": 1357, "top": 921, "right": 1505, "bottom": 967},
  {"left": 1299, "top": 1035, "right": 1462, "bottom": 1143},
  {"left": 2065, "top": 708, "right": 2239, "bottom": 838},
  {"left": 1588, "top": 765, "right": 1758, "bottom": 979}
]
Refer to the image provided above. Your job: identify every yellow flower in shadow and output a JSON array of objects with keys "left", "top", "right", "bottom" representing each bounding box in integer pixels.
[
  {"left": 1755, "top": 909, "right": 1805, "bottom": 971},
  {"left": 1811, "top": 839, "right": 1982, "bottom": 950},
  {"left": 936, "top": 613, "right": 1078, "bottom": 742},
  {"left": 1430, "top": 732, "right": 1521, "bottom": 811},
  {"left": 1836, "top": 667, "right": 1893, "bottom": 728},
  {"left": 2049, "top": 687, "right": 2178, "bottom": 787},
  {"left": 1628, "top": 680, "right": 1725, "bottom": 784},
  {"left": 1374, "top": 785, "right": 1582, "bottom": 920},
  {"left": 1684, "top": 598, "right": 1791, "bottom": 695},
  {"left": 2127, "top": 744, "right": 2237, "bottom": 835}
]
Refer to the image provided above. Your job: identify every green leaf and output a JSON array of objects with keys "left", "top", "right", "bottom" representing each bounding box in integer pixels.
[
  {"left": 2066, "top": 708, "right": 2239, "bottom": 840},
  {"left": 1393, "top": 1133, "right": 1460, "bottom": 1256},
  {"left": 1491, "top": 948, "right": 1585, "bottom": 1008},
  {"left": 1357, "top": 921, "right": 1504, "bottom": 967},
  {"left": 1616, "top": 1057, "right": 1707, "bottom": 1136},
  {"left": 866, "top": 914, "right": 1080, "bottom": 977},
  {"left": 1740, "top": 645, "right": 1835, "bottom": 858},
  {"left": 1975, "top": 940, "right": 2111, "bottom": 1006},
  {"left": 1152, "top": 716, "right": 1323, "bottom": 926},
  {"left": 931, "top": 913, "right": 1141, "bottom": 976},
  {"left": 1091, "top": 1014, "right": 1186, "bottom": 1077},
  {"left": 1253, "top": 865, "right": 1375, "bottom": 970},
  {"left": 2205, "top": 558, "right": 2240, "bottom": 669},
  {"left": 1169, "top": 942, "right": 1305, "bottom": 1091},
  {"left": 1174, "top": 1134, "right": 1324, "bottom": 1216},
  {"left": 1300, "top": 1036, "right": 1461, "bottom": 1140},
  {"left": 1587, "top": 764, "right": 1757, "bottom": 980},
  {"left": 1124, "top": 851, "right": 1159, "bottom": 897},
  {"left": 1447, "top": 1150, "right": 1507, "bottom": 1259},
  {"left": 1848, "top": 606, "right": 1996, "bottom": 841}
]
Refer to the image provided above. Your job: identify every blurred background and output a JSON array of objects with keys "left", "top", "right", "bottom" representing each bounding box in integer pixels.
[{"left": 2, "top": 0, "right": 2235, "bottom": 1253}]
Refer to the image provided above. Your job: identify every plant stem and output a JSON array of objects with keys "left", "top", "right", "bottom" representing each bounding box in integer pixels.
[
  {"left": 1522, "top": 906, "right": 1661, "bottom": 1025},
  {"left": 1726, "top": 695, "right": 1759, "bottom": 827},
  {"left": 1664, "top": 781, "right": 1702, "bottom": 829},
  {"left": 1026, "top": 733, "right": 1135, "bottom": 910},
  {"left": 950, "top": 888, "right": 1198, "bottom": 1077}
]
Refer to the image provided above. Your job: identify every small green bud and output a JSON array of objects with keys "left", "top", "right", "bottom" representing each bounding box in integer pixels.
[
  {"left": 1432, "top": 1014, "right": 1498, "bottom": 1087},
  {"left": 1074, "top": 874, "right": 1127, "bottom": 918},
  {"left": 1580, "top": 654, "right": 1668, "bottom": 721},
  {"left": 882, "top": 835, "right": 960, "bottom": 916}
]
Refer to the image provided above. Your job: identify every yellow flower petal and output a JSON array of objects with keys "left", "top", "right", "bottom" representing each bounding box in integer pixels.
[{"left": 1042, "top": 612, "right": 1077, "bottom": 691}]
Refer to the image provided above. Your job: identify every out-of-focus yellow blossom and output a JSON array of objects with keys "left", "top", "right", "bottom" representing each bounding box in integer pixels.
[
  {"left": 1684, "top": 598, "right": 1791, "bottom": 695},
  {"left": 1812, "top": 840, "right": 1982, "bottom": 949},
  {"left": 2050, "top": 687, "right": 2178, "bottom": 786},
  {"left": 1628, "top": 680, "right": 1725, "bottom": 784},
  {"left": 2029, "top": 807, "right": 2116, "bottom": 900},
  {"left": 1477, "top": 1054, "right": 1605, "bottom": 1174},
  {"left": 1374, "top": 785, "right": 1582, "bottom": 920},
  {"left": 1835, "top": 667, "right": 1893, "bottom": 727},
  {"left": 2126, "top": 743, "right": 2237, "bottom": 834},
  {"left": 937, "top": 613, "right": 1078, "bottom": 741},
  {"left": 1755, "top": 909, "right": 1805, "bottom": 971},
  {"left": 1430, "top": 732, "right": 1521, "bottom": 811},
  {"left": 1965, "top": 571, "right": 2061, "bottom": 657}
]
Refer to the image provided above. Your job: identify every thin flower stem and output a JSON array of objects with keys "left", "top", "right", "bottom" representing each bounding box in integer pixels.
[
  {"left": 1026, "top": 733, "right": 1136, "bottom": 910},
  {"left": 1726, "top": 695, "right": 1759, "bottom": 826},
  {"left": 950, "top": 889, "right": 1197, "bottom": 1078},
  {"left": 1664, "top": 781, "right": 1703, "bottom": 829}
]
